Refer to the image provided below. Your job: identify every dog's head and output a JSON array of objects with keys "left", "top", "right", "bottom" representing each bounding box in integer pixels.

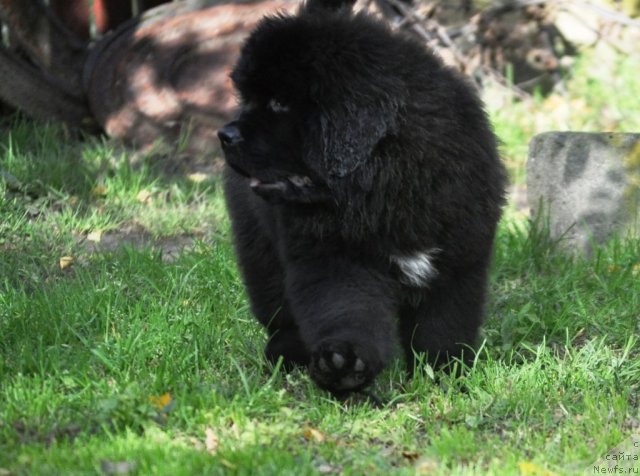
[{"left": 218, "top": 1, "right": 407, "bottom": 203}]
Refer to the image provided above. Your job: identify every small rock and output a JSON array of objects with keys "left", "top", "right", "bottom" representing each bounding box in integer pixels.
[{"left": 527, "top": 132, "right": 640, "bottom": 255}]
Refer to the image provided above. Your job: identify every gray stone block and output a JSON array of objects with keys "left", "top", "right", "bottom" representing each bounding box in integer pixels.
[{"left": 527, "top": 132, "right": 640, "bottom": 254}]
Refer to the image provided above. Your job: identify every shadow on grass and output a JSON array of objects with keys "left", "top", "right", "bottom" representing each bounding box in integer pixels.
[
  {"left": 1, "top": 117, "right": 229, "bottom": 272},
  {"left": 1, "top": 115, "right": 225, "bottom": 196}
]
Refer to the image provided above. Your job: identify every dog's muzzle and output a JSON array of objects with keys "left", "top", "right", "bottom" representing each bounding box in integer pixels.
[{"left": 218, "top": 123, "right": 243, "bottom": 148}]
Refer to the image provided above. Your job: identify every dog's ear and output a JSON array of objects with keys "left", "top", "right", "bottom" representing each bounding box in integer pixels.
[
  {"left": 305, "top": 0, "right": 356, "bottom": 12},
  {"left": 306, "top": 98, "right": 399, "bottom": 186}
]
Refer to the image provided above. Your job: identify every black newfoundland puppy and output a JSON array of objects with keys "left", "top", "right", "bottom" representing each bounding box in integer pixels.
[{"left": 219, "top": 0, "right": 506, "bottom": 394}]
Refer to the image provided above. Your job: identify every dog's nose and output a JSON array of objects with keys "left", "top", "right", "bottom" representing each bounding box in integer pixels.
[{"left": 218, "top": 124, "right": 243, "bottom": 148}]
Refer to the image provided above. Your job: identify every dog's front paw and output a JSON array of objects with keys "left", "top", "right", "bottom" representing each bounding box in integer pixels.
[{"left": 309, "top": 340, "right": 383, "bottom": 393}]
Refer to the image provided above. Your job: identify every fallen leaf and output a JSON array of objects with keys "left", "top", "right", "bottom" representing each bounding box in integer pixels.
[
  {"left": 205, "top": 428, "right": 219, "bottom": 454},
  {"left": 136, "top": 189, "right": 153, "bottom": 204},
  {"left": 59, "top": 256, "right": 75, "bottom": 270},
  {"left": 517, "top": 461, "right": 557, "bottom": 476},
  {"left": 187, "top": 173, "right": 211, "bottom": 183},
  {"left": 93, "top": 185, "right": 107, "bottom": 197},
  {"left": 303, "top": 426, "right": 326, "bottom": 443},
  {"left": 402, "top": 450, "right": 420, "bottom": 462},
  {"left": 149, "top": 392, "right": 174, "bottom": 413},
  {"left": 87, "top": 230, "right": 103, "bottom": 243}
]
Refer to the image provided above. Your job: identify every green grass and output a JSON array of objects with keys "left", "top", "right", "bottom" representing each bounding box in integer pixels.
[
  {"left": 1, "top": 49, "right": 640, "bottom": 474},
  {"left": 489, "top": 47, "right": 640, "bottom": 184}
]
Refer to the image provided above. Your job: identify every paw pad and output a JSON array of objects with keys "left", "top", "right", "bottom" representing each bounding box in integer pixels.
[{"left": 310, "top": 341, "right": 380, "bottom": 393}]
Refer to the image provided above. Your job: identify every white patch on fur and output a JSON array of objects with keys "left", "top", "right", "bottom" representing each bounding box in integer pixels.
[
  {"left": 268, "top": 99, "right": 290, "bottom": 113},
  {"left": 391, "top": 249, "right": 440, "bottom": 287}
]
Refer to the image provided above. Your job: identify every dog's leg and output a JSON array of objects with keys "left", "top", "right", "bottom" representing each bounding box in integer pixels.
[
  {"left": 225, "top": 176, "right": 309, "bottom": 368},
  {"left": 235, "top": 234, "right": 310, "bottom": 368},
  {"left": 285, "top": 252, "right": 398, "bottom": 393},
  {"left": 398, "top": 262, "right": 490, "bottom": 375}
]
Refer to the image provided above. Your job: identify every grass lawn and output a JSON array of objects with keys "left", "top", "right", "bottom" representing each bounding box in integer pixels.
[{"left": 1, "top": 48, "right": 639, "bottom": 475}]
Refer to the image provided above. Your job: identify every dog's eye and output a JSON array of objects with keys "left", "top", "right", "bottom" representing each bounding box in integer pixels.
[{"left": 268, "top": 99, "right": 290, "bottom": 114}]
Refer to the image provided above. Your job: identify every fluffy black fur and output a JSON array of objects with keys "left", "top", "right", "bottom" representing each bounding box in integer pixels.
[{"left": 218, "top": 0, "right": 507, "bottom": 394}]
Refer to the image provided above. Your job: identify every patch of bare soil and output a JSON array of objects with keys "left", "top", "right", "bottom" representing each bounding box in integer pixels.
[{"left": 77, "top": 223, "right": 207, "bottom": 262}]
